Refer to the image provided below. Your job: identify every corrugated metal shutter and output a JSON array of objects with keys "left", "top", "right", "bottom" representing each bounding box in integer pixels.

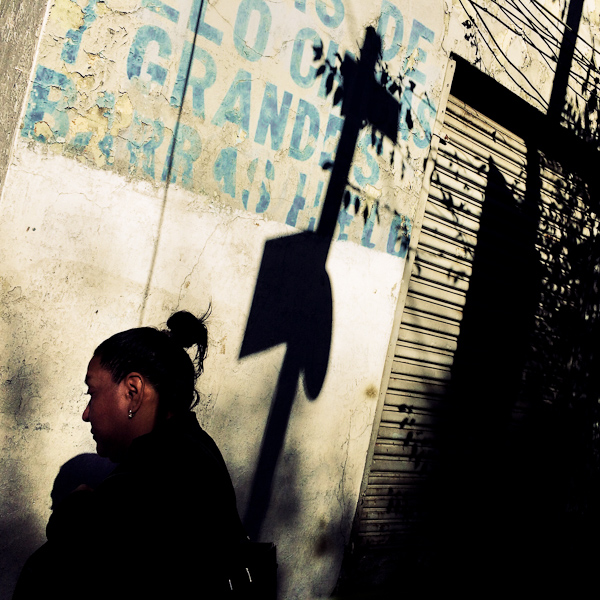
[
  {"left": 355, "top": 95, "right": 530, "bottom": 549},
  {"left": 349, "top": 94, "right": 600, "bottom": 575}
]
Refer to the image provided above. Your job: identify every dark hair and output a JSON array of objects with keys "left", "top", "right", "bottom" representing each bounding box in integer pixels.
[{"left": 94, "top": 309, "right": 210, "bottom": 415}]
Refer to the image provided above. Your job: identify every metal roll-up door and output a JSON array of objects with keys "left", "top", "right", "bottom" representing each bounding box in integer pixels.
[
  {"left": 343, "top": 93, "right": 600, "bottom": 589},
  {"left": 355, "top": 94, "right": 530, "bottom": 550}
]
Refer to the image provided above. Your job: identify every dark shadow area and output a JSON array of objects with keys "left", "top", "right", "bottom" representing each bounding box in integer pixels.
[
  {"left": 50, "top": 453, "right": 114, "bottom": 509},
  {"left": 427, "top": 153, "right": 544, "bottom": 593},
  {"left": 336, "top": 49, "right": 600, "bottom": 597},
  {"left": 239, "top": 231, "right": 332, "bottom": 540},
  {"left": 240, "top": 26, "right": 402, "bottom": 540},
  {"left": 451, "top": 55, "right": 600, "bottom": 199},
  {"left": 11, "top": 453, "right": 114, "bottom": 599},
  {"left": 427, "top": 80, "right": 600, "bottom": 593},
  {"left": 1, "top": 349, "right": 38, "bottom": 599}
]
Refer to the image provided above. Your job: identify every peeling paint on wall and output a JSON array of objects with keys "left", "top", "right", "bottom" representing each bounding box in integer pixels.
[{"left": 19, "top": 0, "right": 445, "bottom": 258}]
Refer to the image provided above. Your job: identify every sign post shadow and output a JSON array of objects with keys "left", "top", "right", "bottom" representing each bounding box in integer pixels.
[{"left": 239, "top": 26, "right": 401, "bottom": 540}]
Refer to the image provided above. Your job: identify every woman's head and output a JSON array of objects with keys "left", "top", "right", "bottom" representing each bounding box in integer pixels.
[{"left": 82, "top": 309, "right": 209, "bottom": 461}]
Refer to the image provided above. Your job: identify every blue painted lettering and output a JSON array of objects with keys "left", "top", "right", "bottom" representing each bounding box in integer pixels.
[
  {"left": 289, "top": 99, "right": 320, "bottom": 161},
  {"left": 257, "top": 182, "right": 270, "bottom": 212},
  {"left": 387, "top": 213, "right": 412, "bottom": 258},
  {"left": 290, "top": 28, "right": 321, "bottom": 88},
  {"left": 98, "top": 134, "right": 113, "bottom": 162},
  {"left": 241, "top": 159, "right": 274, "bottom": 212},
  {"left": 212, "top": 69, "right": 252, "bottom": 133},
  {"left": 404, "top": 20, "right": 434, "bottom": 86},
  {"left": 337, "top": 203, "right": 354, "bottom": 241},
  {"left": 377, "top": 0, "right": 404, "bottom": 62},
  {"left": 265, "top": 158, "right": 275, "bottom": 180},
  {"left": 286, "top": 173, "right": 307, "bottom": 227},
  {"left": 95, "top": 93, "right": 116, "bottom": 162},
  {"left": 316, "top": 0, "right": 344, "bottom": 28},
  {"left": 247, "top": 158, "right": 258, "bottom": 183},
  {"left": 294, "top": 0, "right": 306, "bottom": 11},
  {"left": 171, "top": 42, "right": 217, "bottom": 119},
  {"left": 361, "top": 203, "right": 377, "bottom": 249},
  {"left": 242, "top": 158, "right": 259, "bottom": 209},
  {"left": 213, "top": 147, "right": 237, "bottom": 198},
  {"left": 234, "top": 0, "right": 272, "bottom": 62},
  {"left": 71, "top": 131, "right": 93, "bottom": 151},
  {"left": 96, "top": 93, "right": 116, "bottom": 138},
  {"left": 21, "top": 66, "right": 76, "bottom": 142},
  {"left": 61, "top": 0, "right": 99, "bottom": 64},
  {"left": 96, "top": 92, "right": 115, "bottom": 110},
  {"left": 255, "top": 83, "right": 293, "bottom": 151},
  {"left": 353, "top": 133, "right": 380, "bottom": 187},
  {"left": 162, "top": 123, "right": 202, "bottom": 188},
  {"left": 256, "top": 159, "right": 275, "bottom": 213},
  {"left": 127, "top": 25, "right": 172, "bottom": 87},
  {"left": 127, "top": 113, "right": 165, "bottom": 179},
  {"left": 188, "top": 0, "right": 223, "bottom": 45}
]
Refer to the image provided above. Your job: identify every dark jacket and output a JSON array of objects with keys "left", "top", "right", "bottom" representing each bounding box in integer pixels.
[{"left": 14, "top": 412, "right": 246, "bottom": 599}]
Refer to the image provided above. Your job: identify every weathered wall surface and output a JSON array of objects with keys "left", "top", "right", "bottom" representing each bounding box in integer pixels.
[
  {"left": 445, "top": 0, "right": 600, "bottom": 134},
  {"left": 16, "top": 0, "right": 447, "bottom": 250},
  {"left": 0, "top": 0, "right": 50, "bottom": 190},
  {"left": 2, "top": 0, "right": 598, "bottom": 598},
  {"left": 0, "top": 1, "right": 446, "bottom": 598}
]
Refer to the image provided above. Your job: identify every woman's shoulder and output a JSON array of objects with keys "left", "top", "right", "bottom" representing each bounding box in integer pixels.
[
  {"left": 165, "top": 412, "right": 226, "bottom": 462},
  {"left": 118, "top": 412, "right": 232, "bottom": 485}
]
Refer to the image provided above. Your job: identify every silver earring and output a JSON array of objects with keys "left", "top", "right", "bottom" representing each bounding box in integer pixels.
[{"left": 128, "top": 409, "right": 134, "bottom": 419}]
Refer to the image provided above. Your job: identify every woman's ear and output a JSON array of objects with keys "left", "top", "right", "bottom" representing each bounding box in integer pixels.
[{"left": 123, "top": 372, "right": 145, "bottom": 414}]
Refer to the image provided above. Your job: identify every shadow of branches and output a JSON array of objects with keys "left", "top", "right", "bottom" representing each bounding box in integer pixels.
[
  {"left": 427, "top": 57, "right": 600, "bottom": 595},
  {"left": 337, "top": 41, "right": 600, "bottom": 594},
  {"left": 312, "top": 25, "right": 433, "bottom": 238}
]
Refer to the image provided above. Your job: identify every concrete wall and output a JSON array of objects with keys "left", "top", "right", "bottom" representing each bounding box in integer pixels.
[
  {"left": 0, "top": 0, "right": 50, "bottom": 188},
  {"left": 443, "top": 0, "right": 600, "bottom": 131},
  {"left": 0, "top": 1, "right": 445, "bottom": 597},
  {"left": 1, "top": 1, "right": 598, "bottom": 598}
]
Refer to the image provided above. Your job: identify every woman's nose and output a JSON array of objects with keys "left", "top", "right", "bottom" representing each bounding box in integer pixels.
[{"left": 82, "top": 403, "right": 90, "bottom": 422}]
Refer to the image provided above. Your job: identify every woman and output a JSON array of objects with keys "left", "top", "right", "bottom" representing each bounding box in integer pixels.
[{"left": 15, "top": 310, "right": 246, "bottom": 599}]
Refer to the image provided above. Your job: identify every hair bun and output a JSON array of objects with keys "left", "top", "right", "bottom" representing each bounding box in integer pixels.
[{"left": 166, "top": 310, "right": 209, "bottom": 354}]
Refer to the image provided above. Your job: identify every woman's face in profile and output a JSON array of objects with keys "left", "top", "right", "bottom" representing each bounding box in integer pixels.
[{"left": 83, "top": 356, "right": 130, "bottom": 461}]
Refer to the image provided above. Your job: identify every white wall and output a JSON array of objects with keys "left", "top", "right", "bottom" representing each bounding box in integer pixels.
[
  {"left": 0, "top": 1, "right": 447, "bottom": 596},
  {"left": 0, "top": 148, "right": 409, "bottom": 596}
]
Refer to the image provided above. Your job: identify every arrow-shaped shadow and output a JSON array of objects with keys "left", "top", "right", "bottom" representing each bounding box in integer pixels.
[{"left": 239, "top": 26, "right": 401, "bottom": 540}]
